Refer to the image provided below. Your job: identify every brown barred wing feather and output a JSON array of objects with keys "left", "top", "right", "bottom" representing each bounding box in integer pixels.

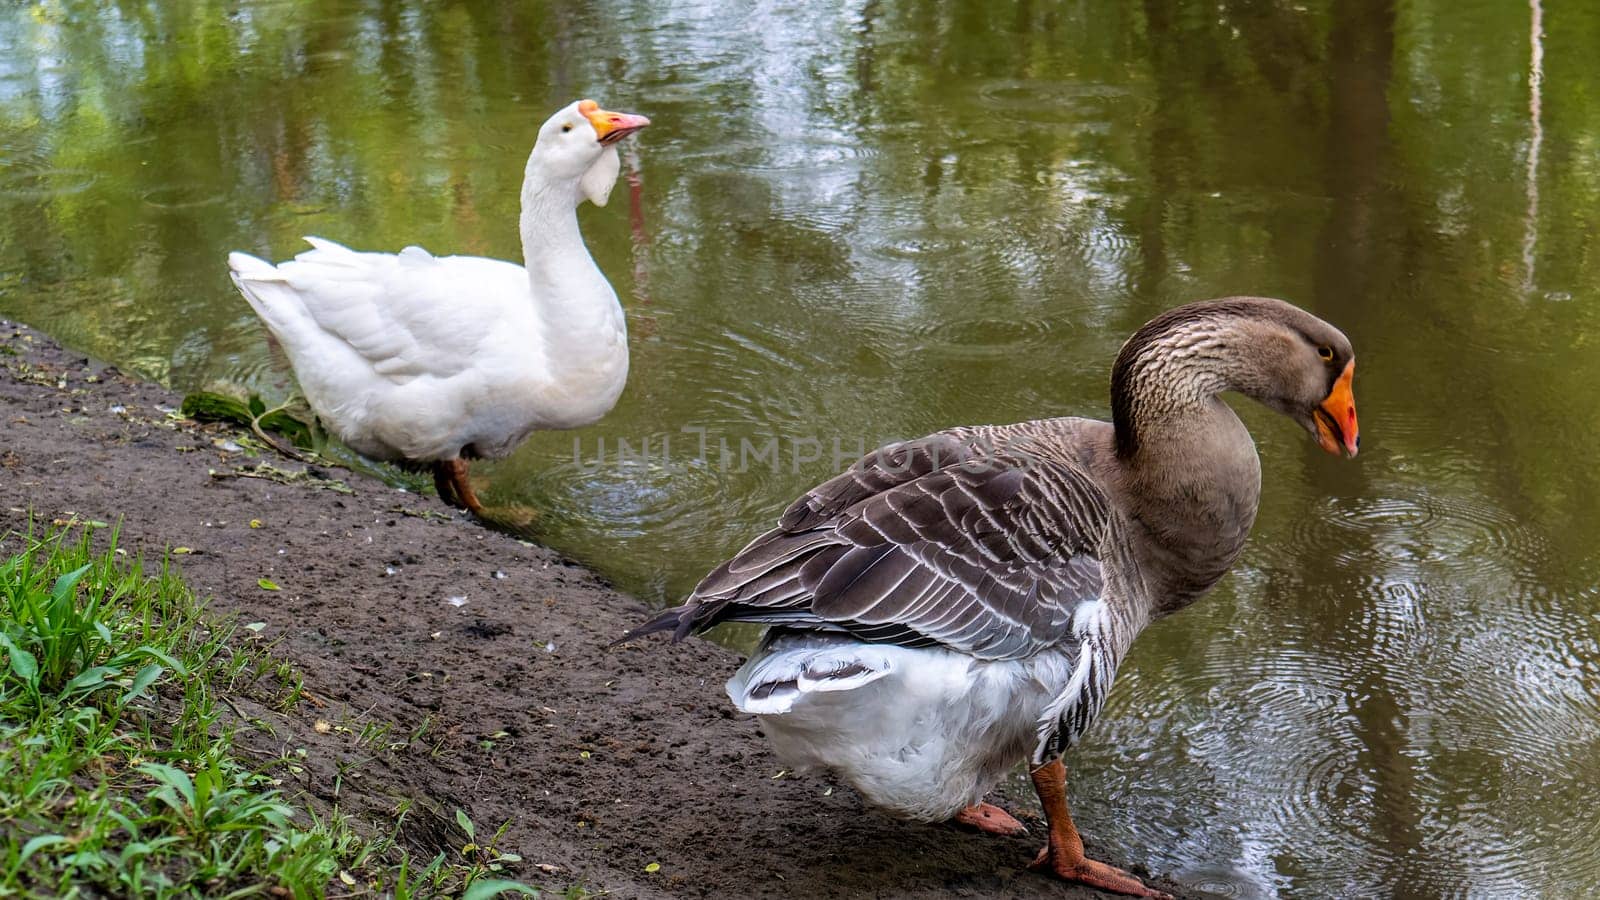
[{"left": 619, "top": 427, "right": 1111, "bottom": 661}]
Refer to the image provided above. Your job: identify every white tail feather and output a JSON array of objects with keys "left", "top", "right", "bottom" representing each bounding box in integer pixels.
[
  {"left": 300, "top": 235, "right": 354, "bottom": 256},
  {"left": 226, "top": 251, "right": 284, "bottom": 283},
  {"left": 226, "top": 249, "right": 314, "bottom": 345},
  {"left": 727, "top": 633, "right": 896, "bottom": 715}
]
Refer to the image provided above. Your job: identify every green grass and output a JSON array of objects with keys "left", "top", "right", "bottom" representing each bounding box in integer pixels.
[{"left": 0, "top": 525, "right": 555, "bottom": 899}]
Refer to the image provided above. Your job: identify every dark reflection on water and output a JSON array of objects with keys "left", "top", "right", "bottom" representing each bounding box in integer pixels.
[{"left": 4, "top": 0, "right": 1600, "bottom": 895}]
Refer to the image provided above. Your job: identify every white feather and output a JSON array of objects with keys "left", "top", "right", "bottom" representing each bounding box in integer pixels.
[
  {"left": 728, "top": 631, "right": 1078, "bottom": 821},
  {"left": 226, "top": 101, "right": 635, "bottom": 466},
  {"left": 580, "top": 146, "right": 621, "bottom": 207}
]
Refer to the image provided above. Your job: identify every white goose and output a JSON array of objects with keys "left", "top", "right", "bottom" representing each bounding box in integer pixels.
[{"left": 227, "top": 100, "right": 650, "bottom": 514}]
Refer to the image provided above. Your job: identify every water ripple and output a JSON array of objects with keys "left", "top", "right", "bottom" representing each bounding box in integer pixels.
[
  {"left": 0, "top": 167, "right": 98, "bottom": 199},
  {"left": 973, "top": 78, "right": 1155, "bottom": 122},
  {"left": 906, "top": 312, "right": 1060, "bottom": 361},
  {"left": 1279, "top": 492, "right": 1552, "bottom": 586},
  {"left": 143, "top": 186, "right": 225, "bottom": 210}
]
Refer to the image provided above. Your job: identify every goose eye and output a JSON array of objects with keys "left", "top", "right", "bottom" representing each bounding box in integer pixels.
[
  {"left": 1317, "top": 345, "right": 1334, "bottom": 361},
  {"left": 561, "top": 123, "right": 573, "bottom": 133}
]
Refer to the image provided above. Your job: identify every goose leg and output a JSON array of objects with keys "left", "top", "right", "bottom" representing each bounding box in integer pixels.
[
  {"left": 432, "top": 462, "right": 462, "bottom": 509},
  {"left": 1028, "top": 760, "right": 1170, "bottom": 899},
  {"left": 952, "top": 802, "right": 1027, "bottom": 836},
  {"left": 444, "top": 459, "right": 485, "bottom": 517}
]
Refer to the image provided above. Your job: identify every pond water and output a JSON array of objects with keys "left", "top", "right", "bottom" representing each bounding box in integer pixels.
[{"left": 4, "top": 1, "right": 1600, "bottom": 896}]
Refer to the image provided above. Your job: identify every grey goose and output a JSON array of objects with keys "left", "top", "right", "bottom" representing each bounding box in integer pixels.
[{"left": 620, "top": 297, "right": 1360, "bottom": 897}]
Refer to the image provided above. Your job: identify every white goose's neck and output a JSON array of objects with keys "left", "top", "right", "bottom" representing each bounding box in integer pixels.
[
  {"left": 519, "top": 169, "right": 608, "bottom": 314},
  {"left": 518, "top": 162, "right": 628, "bottom": 403}
]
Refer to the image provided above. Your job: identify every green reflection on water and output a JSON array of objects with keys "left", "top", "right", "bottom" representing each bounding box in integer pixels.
[{"left": 4, "top": 0, "right": 1600, "bottom": 896}]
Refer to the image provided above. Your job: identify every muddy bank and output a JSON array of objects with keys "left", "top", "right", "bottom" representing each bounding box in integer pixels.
[{"left": 0, "top": 320, "right": 1199, "bottom": 900}]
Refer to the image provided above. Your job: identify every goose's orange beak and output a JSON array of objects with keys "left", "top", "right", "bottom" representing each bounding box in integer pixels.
[
  {"left": 1314, "top": 360, "right": 1359, "bottom": 457},
  {"left": 579, "top": 99, "right": 651, "bottom": 146}
]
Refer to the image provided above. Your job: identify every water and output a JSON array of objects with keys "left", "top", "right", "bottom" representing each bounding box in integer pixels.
[{"left": 4, "top": 1, "right": 1600, "bottom": 895}]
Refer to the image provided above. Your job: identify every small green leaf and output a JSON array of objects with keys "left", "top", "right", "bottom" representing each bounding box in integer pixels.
[
  {"left": 461, "top": 879, "right": 539, "bottom": 900},
  {"left": 17, "top": 835, "right": 70, "bottom": 865},
  {"left": 138, "top": 762, "right": 196, "bottom": 810},
  {"left": 455, "top": 808, "right": 475, "bottom": 840},
  {"left": 62, "top": 665, "right": 117, "bottom": 695},
  {"left": 172, "top": 546, "right": 194, "bottom": 555},
  {"left": 0, "top": 634, "right": 38, "bottom": 682},
  {"left": 257, "top": 578, "right": 280, "bottom": 591},
  {"left": 645, "top": 862, "right": 661, "bottom": 873},
  {"left": 51, "top": 563, "right": 92, "bottom": 604},
  {"left": 244, "top": 622, "right": 267, "bottom": 632},
  {"left": 124, "top": 663, "right": 165, "bottom": 702}
]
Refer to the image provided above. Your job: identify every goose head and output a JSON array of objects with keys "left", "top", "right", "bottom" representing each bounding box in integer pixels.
[
  {"left": 1228, "top": 300, "right": 1359, "bottom": 458},
  {"left": 530, "top": 99, "right": 651, "bottom": 207},
  {"left": 1111, "top": 297, "right": 1360, "bottom": 459}
]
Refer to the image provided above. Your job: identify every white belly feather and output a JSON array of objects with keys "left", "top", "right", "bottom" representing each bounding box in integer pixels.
[{"left": 727, "top": 631, "right": 1080, "bottom": 821}]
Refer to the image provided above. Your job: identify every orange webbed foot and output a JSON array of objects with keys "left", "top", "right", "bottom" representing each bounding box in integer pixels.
[
  {"left": 952, "top": 802, "right": 1028, "bottom": 836},
  {"left": 1025, "top": 758, "right": 1172, "bottom": 898},
  {"left": 1028, "top": 847, "right": 1171, "bottom": 899}
]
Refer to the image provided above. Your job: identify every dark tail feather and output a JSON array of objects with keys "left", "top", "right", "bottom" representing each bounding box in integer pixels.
[{"left": 609, "top": 602, "right": 700, "bottom": 648}]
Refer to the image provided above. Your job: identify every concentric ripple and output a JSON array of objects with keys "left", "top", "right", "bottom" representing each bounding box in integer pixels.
[
  {"left": 905, "top": 313, "right": 1061, "bottom": 361},
  {"left": 1272, "top": 491, "right": 1553, "bottom": 587}
]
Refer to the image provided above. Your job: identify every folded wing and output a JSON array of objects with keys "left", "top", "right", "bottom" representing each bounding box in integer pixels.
[
  {"left": 228, "top": 236, "right": 529, "bottom": 385},
  {"left": 626, "top": 425, "right": 1111, "bottom": 661}
]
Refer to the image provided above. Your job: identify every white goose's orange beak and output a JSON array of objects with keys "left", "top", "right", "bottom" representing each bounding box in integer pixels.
[
  {"left": 579, "top": 99, "right": 651, "bottom": 146},
  {"left": 1314, "top": 360, "right": 1359, "bottom": 457}
]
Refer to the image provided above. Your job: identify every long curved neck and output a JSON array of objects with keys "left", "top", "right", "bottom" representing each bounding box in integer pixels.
[
  {"left": 1111, "top": 313, "right": 1240, "bottom": 460},
  {"left": 1107, "top": 314, "right": 1262, "bottom": 612},
  {"left": 518, "top": 161, "right": 626, "bottom": 375}
]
